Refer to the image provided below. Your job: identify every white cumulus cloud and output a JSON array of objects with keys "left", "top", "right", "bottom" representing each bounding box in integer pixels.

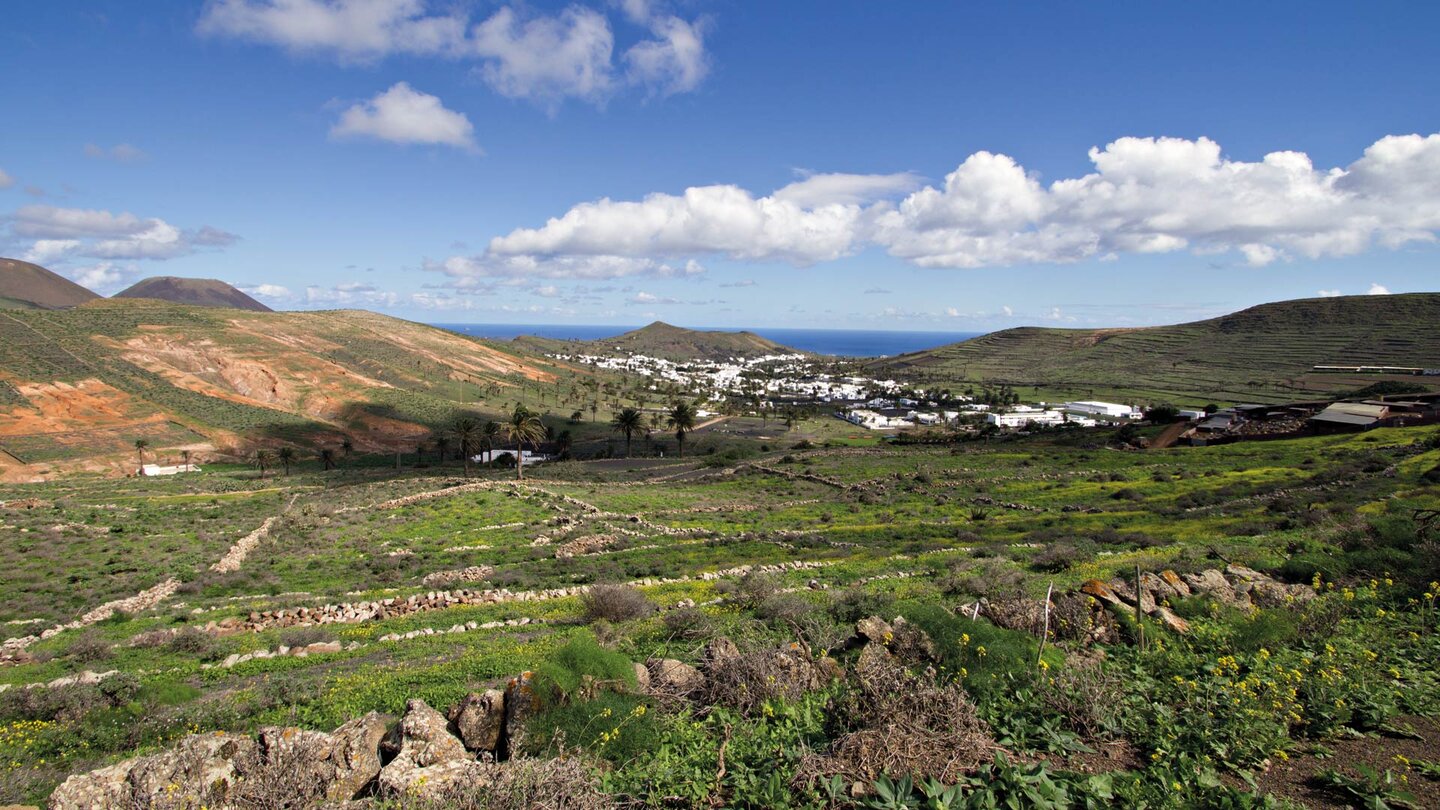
[
  {"left": 471, "top": 6, "right": 615, "bottom": 106},
  {"left": 1367, "top": 283, "right": 1392, "bottom": 295},
  {"left": 198, "top": 0, "right": 712, "bottom": 107},
  {"left": 458, "top": 131, "right": 1440, "bottom": 275},
  {"left": 331, "top": 82, "right": 477, "bottom": 149},
  {"left": 1317, "top": 289, "right": 1341, "bottom": 297}
]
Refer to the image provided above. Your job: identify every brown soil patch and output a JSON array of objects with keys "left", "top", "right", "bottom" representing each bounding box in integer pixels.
[
  {"left": 0, "top": 378, "right": 164, "bottom": 435},
  {"left": 1248, "top": 716, "right": 1440, "bottom": 808}
]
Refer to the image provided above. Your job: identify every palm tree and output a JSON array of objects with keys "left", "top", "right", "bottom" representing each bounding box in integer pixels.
[
  {"left": 320, "top": 448, "right": 336, "bottom": 471},
  {"left": 434, "top": 436, "right": 450, "bottom": 463},
  {"left": 253, "top": 448, "right": 273, "bottom": 479},
  {"left": 502, "top": 405, "right": 546, "bottom": 480},
  {"left": 482, "top": 420, "right": 501, "bottom": 456},
  {"left": 451, "top": 417, "right": 481, "bottom": 477},
  {"left": 668, "top": 401, "right": 698, "bottom": 459},
  {"left": 277, "top": 446, "right": 297, "bottom": 476},
  {"left": 610, "top": 407, "right": 644, "bottom": 457},
  {"left": 554, "top": 430, "right": 573, "bottom": 460},
  {"left": 179, "top": 449, "right": 192, "bottom": 471},
  {"left": 133, "top": 439, "right": 149, "bottom": 471},
  {"left": 341, "top": 437, "right": 354, "bottom": 458}
]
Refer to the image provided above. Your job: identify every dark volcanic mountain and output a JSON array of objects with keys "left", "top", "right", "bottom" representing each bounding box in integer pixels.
[
  {"left": 114, "top": 276, "right": 272, "bottom": 312},
  {"left": 0, "top": 258, "right": 102, "bottom": 309}
]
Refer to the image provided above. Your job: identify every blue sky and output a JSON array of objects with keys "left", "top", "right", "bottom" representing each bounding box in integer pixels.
[{"left": 1, "top": 1, "right": 1437, "bottom": 330}]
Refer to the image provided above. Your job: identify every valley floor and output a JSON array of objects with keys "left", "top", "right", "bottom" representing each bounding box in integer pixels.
[{"left": 1, "top": 425, "right": 1438, "bottom": 808}]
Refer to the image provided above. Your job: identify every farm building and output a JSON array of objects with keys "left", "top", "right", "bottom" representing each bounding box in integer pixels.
[
  {"left": 1308, "top": 402, "right": 1389, "bottom": 433},
  {"left": 139, "top": 463, "right": 199, "bottom": 476}
]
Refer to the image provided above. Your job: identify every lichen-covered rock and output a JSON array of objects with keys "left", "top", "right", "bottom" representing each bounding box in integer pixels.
[
  {"left": 325, "top": 711, "right": 392, "bottom": 799},
  {"left": 1080, "top": 579, "right": 1122, "bottom": 605},
  {"left": 378, "top": 699, "right": 476, "bottom": 800},
  {"left": 646, "top": 658, "right": 705, "bottom": 696},
  {"left": 378, "top": 755, "right": 494, "bottom": 801},
  {"left": 51, "top": 732, "right": 255, "bottom": 810},
  {"left": 855, "top": 615, "right": 894, "bottom": 643},
  {"left": 632, "top": 661, "right": 651, "bottom": 692},
  {"left": 451, "top": 690, "right": 506, "bottom": 753},
  {"left": 503, "top": 671, "right": 540, "bottom": 756}
]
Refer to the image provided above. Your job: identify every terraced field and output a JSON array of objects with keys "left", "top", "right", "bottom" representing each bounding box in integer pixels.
[{"left": 2, "top": 425, "right": 1439, "bottom": 807}]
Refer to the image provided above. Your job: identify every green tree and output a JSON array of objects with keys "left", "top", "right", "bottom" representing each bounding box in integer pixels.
[
  {"left": 320, "top": 448, "right": 336, "bottom": 471},
  {"left": 610, "top": 407, "right": 644, "bottom": 457},
  {"left": 341, "top": 437, "right": 354, "bottom": 458},
  {"left": 433, "top": 436, "right": 450, "bottom": 463},
  {"left": 503, "top": 405, "right": 547, "bottom": 480},
  {"left": 179, "top": 449, "right": 192, "bottom": 471},
  {"left": 668, "top": 401, "right": 698, "bottom": 459},
  {"left": 277, "top": 446, "right": 297, "bottom": 475},
  {"left": 133, "top": 439, "right": 149, "bottom": 471},
  {"left": 482, "top": 420, "right": 501, "bottom": 455}
]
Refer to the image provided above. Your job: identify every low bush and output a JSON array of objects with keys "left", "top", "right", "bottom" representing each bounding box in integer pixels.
[
  {"left": 533, "top": 631, "right": 638, "bottom": 706},
  {"left": 580, "top": 584, "right": 656, "bottom": 624}
]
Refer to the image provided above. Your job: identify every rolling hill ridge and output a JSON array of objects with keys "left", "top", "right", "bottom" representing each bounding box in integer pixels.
[{"left": 868, "top": 293, "right": 1440, "bottom": 405}]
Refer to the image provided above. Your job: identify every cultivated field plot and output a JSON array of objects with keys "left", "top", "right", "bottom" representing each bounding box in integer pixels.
[{"left": 2, "top": 427, "right": 1439, "bottom": 807}]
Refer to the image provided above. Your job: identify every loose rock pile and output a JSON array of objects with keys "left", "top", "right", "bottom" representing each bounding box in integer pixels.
[{"left": 421, "top": 565, "right": 495, "bottom": 588}]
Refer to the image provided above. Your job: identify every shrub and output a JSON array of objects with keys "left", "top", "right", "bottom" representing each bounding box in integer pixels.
[
  {"left": 64, "top": 630, "right": 112, "bottom": 663},
  {"left": 167, "top": 626, "right": 220, "bottom": 659},
  {"left": 897, "top": 602, "right": 1049, "bottom": 701},
  {"left": 580, "top": 584, "right": 656, "bottom": 623},
  {"left": 523, "top": 691, "right": 658, "bottom": 763},
  {"left": 279, "top": 626, "right": 336, "bottom": 649},
  {"left": 533, "top": 631, "right": 638, "bottom": 706},
  {"left": 1030, "top": 541, "right": 1093, "bottom": 573},
  {"left": 661, "top": 605, "right": 712, "bottom": 640},
  {"left": 828, "top": 587, "right": 895, "bottom": 625}
]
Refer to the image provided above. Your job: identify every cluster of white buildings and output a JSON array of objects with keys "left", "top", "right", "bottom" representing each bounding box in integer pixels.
[
  {"left": 984, "top": 400, "right": 1141, "bottom": 430},
  {"left": 551, "top": 351, "right": 900, "bottom": 403}
]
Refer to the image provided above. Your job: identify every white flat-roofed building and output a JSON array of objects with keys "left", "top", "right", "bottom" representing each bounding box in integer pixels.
[
  {"left": 1063, "top": 400, "right": 1138, "bottom": 418},
  {"left": 987, "top": 409, "right": 1068, "bottom": 428}
]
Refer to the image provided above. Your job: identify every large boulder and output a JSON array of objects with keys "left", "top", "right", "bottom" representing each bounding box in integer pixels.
[
  {"left": 51, "top": 732, "right": 255, "bottom": 809},
  {"left": 450, "top": 690, "right": 506, "bottom": 754},
  {"left": 855, "top": 616, "right": 893, "bottom": 644},
  {"left": 325, "top": 711, "right": 392, "bottom": 800},
  {"left": 378, "top": 699, "right": 480, "bottom": 799}
]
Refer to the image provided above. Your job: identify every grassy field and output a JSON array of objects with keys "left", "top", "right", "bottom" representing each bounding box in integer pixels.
[
  {"left": 867, "top": 293, "right": 1440, "bottom": 406},
  {"left": 1, "top": 424, "right": 1438, "bottom": 807}
]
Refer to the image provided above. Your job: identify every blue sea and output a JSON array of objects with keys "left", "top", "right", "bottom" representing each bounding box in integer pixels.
[{"left": 431, "top": 323, "right": 983, "bottom": 357}]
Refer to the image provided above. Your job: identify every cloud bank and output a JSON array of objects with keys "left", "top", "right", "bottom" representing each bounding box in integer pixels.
[
  {"left": 7, "top": 205, "right": 238, "bottom": 262},
  {"left": 198, "top": 0, "right": 710, "bottom": 107},
  {"left": 440, "top": 132, "right": 1440, "bottom": 279}
]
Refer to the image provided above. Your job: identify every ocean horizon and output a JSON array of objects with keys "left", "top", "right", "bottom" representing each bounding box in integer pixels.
[{"left": 430, "top": 323, "right": 985, "bottom": 358}]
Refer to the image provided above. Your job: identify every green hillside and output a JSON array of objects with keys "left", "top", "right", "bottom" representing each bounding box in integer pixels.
[
  {"left": 868, "top": 293, "right": 1440, "bottom": 405},
  {"left": 0, "top": 300, "right": 593, "bottom": 470},
  {"left": 517, "top": 320, "right": 799, "bottom": 361}
]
